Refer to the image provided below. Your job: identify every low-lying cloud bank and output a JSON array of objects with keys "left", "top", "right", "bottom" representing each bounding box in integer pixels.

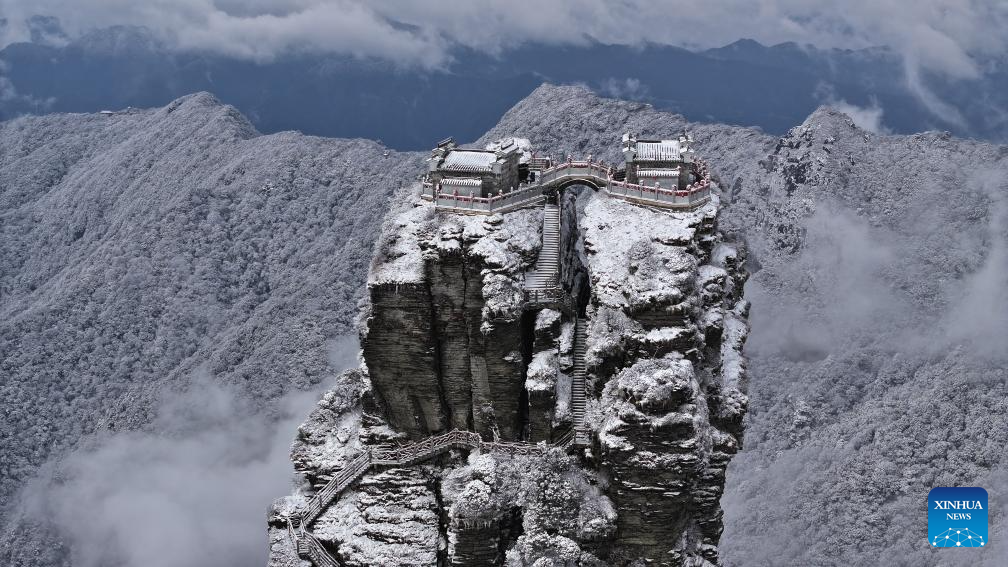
[
  {"left": 718, "top": 123, "right": 1008, "bottom": 565},
  {"left": 19, "top": 337, "right": 358, "bottom": 567}
]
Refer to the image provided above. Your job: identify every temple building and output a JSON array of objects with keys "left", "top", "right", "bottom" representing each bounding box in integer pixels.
[
  {"left": 621, "top": 132, "right": 695, "bottom": 190},
  {"left": 427, "top": 137, "right": 522, "bottom": 197}
]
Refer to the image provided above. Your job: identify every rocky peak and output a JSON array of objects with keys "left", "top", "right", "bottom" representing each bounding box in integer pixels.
[
  {"left": 271, "top": 146, "right": 749, "bottom": 566},
  {"left": 798, "top": 105, "right": 867, "bottom": 138},
  {"left": 160, "top": 92, "right": 259, "bottom": 140}
]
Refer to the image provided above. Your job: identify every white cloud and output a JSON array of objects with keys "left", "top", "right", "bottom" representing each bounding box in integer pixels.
[
  {"left": 0, "top": 0, "right": 451, "bottom": 67},
  {"left": 942, "top": 168, "right": 1008, "bottom": 357},
  {"left": 830, "top": 99, "right": 888, "bottom": 134},
  {"left": 815, "top": 83, "right": 891, "bottom": 134},
  {"left": 0, "top": 1, "right": 1003, "bottom": 130},
  {"left": 904, "top": 62, "right": 970, "bottom": 128},
  {"left": 0, "top": 62, "right": 56, "bottom": 109},
  {"left": 18, "top": 336, "right": 359, "bottom": 567},
  {"left": 746, "top": 203, "right": 907, "bottom": 359},
  {"left": 1, "top": 1, "right": 1005, "bottom": 76},
  {"left": 598, "top": 77, "right": 648, "bottom": 101}
]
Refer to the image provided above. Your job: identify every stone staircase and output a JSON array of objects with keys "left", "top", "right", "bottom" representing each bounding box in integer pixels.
[
  {"left": 572, "top": 318, "right": 590, "bottom": 446},
  {"left": 524, "top": 202, "right": 576, "bottom": 313},
  {"left": 521, "top": 201, "right": 590, "bottom": 447},
  {"left": 552, "top": 427, "right": 574, "bottom": 448},
  {"left": 299, "top": 450, "right": 373, "bottom": 525},
  {"left": 525, "top": 202, "right": 560, "bottom": 290},
  {"left": 294, "top": 527, "right": 341, "bottom": 567},
  {"left": 291, "top": 429, "right": 575, "bottom": 566}
]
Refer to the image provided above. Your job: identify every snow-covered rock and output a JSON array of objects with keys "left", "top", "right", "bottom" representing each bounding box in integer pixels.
[
  {"left": 363, "top": 195, "right": 542, "bottom": 441},
  {"left": 484, "top": 84, "right": 1008, "bottom": 566},
  {"left": 7, "top": 81, "right": 1004, "bottom": 567}
]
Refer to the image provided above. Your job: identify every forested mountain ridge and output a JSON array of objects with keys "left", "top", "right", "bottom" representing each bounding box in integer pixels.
[
  {"left": 0, "top": 93, "right": 422, "bottom": 560},
  {"left": 2, "top": 84, "right": 1007, "bottom": 566},
  {"left": 479, "top": 85, "right": 1008, "bottom": 566}
]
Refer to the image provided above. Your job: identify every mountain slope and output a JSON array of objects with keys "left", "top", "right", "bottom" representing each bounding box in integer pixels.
[
  {"left": 2, "top": 84, "right": 1006, "bottom": 566},
  {"left": 479, "top": 84, "right": 1008, "bottom": 566},
  {"left": 0, "top": 93, "right": 423, "bottom": 565}
]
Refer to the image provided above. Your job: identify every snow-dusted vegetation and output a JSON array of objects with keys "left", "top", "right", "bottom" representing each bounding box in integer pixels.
[
  {"left": 0, "top": 93, "right": 422, "bottom": 565},
  {"left": 482, "top": 84, "right": 1008, "bottom": 566},
  {"left": 2, "top": 82, "right": 1006, "bottom": 566}
]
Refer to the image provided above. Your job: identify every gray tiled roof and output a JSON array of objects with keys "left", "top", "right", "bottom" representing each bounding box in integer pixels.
[
  {"left": 442, "top": 150, "right": 496, "bottom": 172},
  {"left": 635, "top": 140, "right": 684, "bottom": 161}
]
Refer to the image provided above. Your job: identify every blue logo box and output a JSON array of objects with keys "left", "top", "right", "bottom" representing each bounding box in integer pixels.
[{"left": 929, "top": 487, "right": 988, "bottom": 548}]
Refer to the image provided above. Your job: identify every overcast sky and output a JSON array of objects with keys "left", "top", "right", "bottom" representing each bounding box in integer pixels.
[{"left": 1, "top": 0, "right": 1006, "bottom": 78}]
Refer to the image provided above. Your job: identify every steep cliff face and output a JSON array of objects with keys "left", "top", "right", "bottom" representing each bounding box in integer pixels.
[
  {"left": 11, "top": 83, "right": 1007, "bottom": 567},
  {"left": 364, "top": 201, "right": 542, "bottom": 441},
  {"left": 274, "top": 82, "right": 1008, "bottom": 567},
  {"left": 480, "top": 85, "right": 1008, "bottom": 566},
  {"left": 271, "top": 165, "right": 748, "bottom": 565},
  {"left": 579, "top": 193, "right": 748, "bottom": 564}
]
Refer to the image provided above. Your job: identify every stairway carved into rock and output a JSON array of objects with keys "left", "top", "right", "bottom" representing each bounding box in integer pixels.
[
  {"left": 291, "top": 429, "right": 575, "bottom": 566},
  {"left": 572, "top": 318, "right": 589, "bottom": 446}
]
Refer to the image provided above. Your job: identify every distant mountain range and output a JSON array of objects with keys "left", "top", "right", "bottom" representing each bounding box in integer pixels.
[
  {"left": 4, "top": 82, "right": 1006, "bottom": 567},
  {"left": 2, "top": 25, "right": 1006, "bottom": 149}
]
